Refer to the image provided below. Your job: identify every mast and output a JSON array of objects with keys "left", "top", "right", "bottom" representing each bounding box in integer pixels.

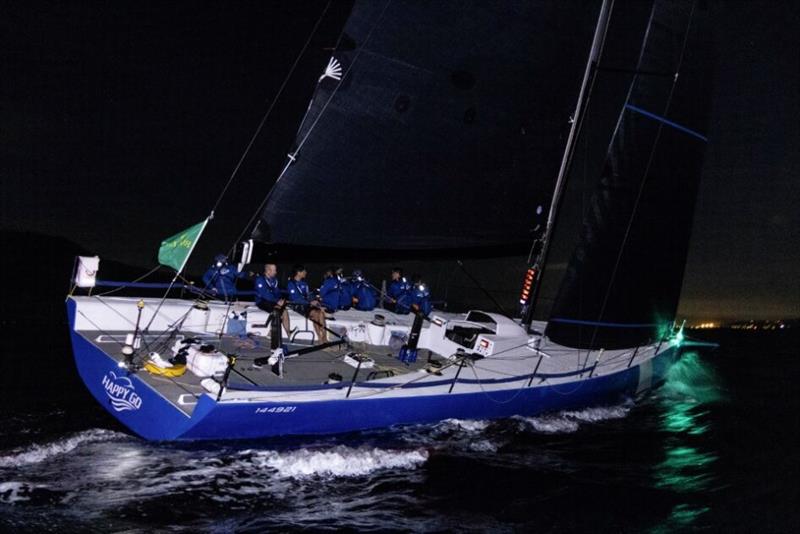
[{"left": 520, "top": 0, "right": 614, "bottom": 329}]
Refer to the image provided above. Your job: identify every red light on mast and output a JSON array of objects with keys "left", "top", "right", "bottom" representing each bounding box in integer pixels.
[{"left": 519, "top": 267, "right": 538, "bottom": 304}]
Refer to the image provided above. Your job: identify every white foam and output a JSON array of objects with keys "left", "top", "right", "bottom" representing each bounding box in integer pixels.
[
  {"left": 0, "top": 429, "right": 125, "bottom": 468},
  {"left": 519, "top": 415, "right": 580, "bottom": 434},
  {"left": 245, "top": 446, "right": 428, "bottom": 479},
  {"left": 563, "top": 405, "right": 631, "bottom": 422},
  {"left": 517, "top": 404, "right": 631, "bottom": 434},
  {"left": 468, "top": 440, "right": 498, "bottom": 453},
  {"left": 438, "top": 418, "right": 490, "bottom": 433},
  {"left": 0, "top": 481, "right": 43, "bottom": 503}
]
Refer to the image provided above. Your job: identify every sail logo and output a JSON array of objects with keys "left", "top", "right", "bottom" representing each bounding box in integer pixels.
[
  {"left": 101, "top": 372, "right": 143, "bottom": 412},
  {"left": 319, "top": 57, "right": 342, "bottom": 82}
]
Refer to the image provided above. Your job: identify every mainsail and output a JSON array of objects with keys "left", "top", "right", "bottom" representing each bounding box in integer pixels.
[
  {"left": 251, "top": 0, "right": 712, "bottom": 350},
  {"left": 545, "top": 0, "right": 713, "bottom": 349},
  {"left": 254, "top": 1, "right": 601, "bottom": 250}
]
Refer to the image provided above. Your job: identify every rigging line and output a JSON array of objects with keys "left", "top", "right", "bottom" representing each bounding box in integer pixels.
[
  {"left": 222, "top": 357, "right": 466, "bottom": 402},
  {"left": 76, "top": 310, "right": 129, "bottom": 350},
  {"left": 77, "top": 304, "right": 181, "bottom": 370},
  {"left": 468, "top": 363, "right": 530, "bottom": 405},
  {"left": 456, "top": 260, "right": 509, "bottom": 316},
  {"left": 588, "top": 0, "right": 698, "bottom": 350},
  {"left": 137, "top": 308, "right": 196, "bottom": 361},
  {"left": 209, "top": 0, "right": 333, "bottom": 216},
  {"left": 92, "top": 265, "right": 162, "bottom": 297},
  {"left": 442, "top": 262, "right": 459, "bottom": 307},
  {"left": 349, "top": 356, "right": 466, "bottom": 400},
  {"left": 285, "top": 0, "right": 393, "bottom": 179},
  {"left": 91, "top": 295, "right": 139, "bottom": 329},
  {"left": 229, "top": 0, "right": 394, "bottom": 251},
  {"left": 123, "top": 295, "right": 196, "bottom": 342},
  {"left": 125, "top": 2, "right": 332, "bottom": 332}
]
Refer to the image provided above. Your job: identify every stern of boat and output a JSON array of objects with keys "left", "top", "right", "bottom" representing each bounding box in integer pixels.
[{"left": 66, "top": 297, "right": 195, "bottom": 440}]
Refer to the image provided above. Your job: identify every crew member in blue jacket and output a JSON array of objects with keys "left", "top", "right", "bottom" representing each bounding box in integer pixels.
[
  {"left": 386, "top": 267, "right": 412, "bottom": 314},
  {"left": 202, "top": 254, "right": 246, "bottom": 301},
  {"left": 287, "top": 265, "right": 328, "bottom": 343},
  {"left": 338, "top": 268, "right": 355, "bottom": 310},
  {"left": 335, "top": 267, "right": 353, "bottom": 310},
  {"left": 319, "top": 267, "right": 343, "bottom": 312},
  {"left": 409, "top": 274, "right": 432, "bottom": 316},
  {"left": 254, "top": 263, "right": 290, "bottom": 335},
  {"left": 350, "top": 270, "right": 377, "bottom": 311}
]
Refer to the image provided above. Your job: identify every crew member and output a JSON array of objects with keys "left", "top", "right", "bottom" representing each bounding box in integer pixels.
[
  {"left": 287, "top": 265, "right": 328, "bottom": 343},
  {"left": 350, "top": 269, "right": 377, "bottom": 311},
  {"left": 335, "top": 267, "right": 352, "bottom": 310},
  {"left": 386, "top": 267, "right": 412, "bottom": 313},
  {"left": 202, "top": 254, "right": 246, "bottom": 302},
  {"left": 409, "top": 274, "right": 432, "bottom": 316},
  {"left": 319, "top": 266, "right": 342, "bottom": 312},
  {"left": 254, "top": 263, "right": 291, "bottom": 336},
  {"left": 338, "top": 267, "right": 354, "bottom": 310}
]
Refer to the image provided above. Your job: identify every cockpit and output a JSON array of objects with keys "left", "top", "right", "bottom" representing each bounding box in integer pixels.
[{"left": 443, "top": 311, "right": 497, "bottom": 349}]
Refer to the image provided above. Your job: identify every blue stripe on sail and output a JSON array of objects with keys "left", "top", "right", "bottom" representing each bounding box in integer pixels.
[
  {"left": 624, "top": 104, "right": 708, "bottom": 142},
  {"left": 550, "top": 317, "right": 659, "bottom": 329}
]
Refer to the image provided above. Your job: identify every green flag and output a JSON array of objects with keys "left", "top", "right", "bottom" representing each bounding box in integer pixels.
[{"left": 158, "top": 219, "right": 207, "bottom": 272}]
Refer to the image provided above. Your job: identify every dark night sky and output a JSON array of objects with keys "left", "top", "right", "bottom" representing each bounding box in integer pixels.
[{"left": 1, "top": 1, "right": 798, "bottom": 321}]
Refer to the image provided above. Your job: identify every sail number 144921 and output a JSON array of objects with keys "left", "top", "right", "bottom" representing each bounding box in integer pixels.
[{"left": 255, "top": 406, "right": 297, "bottom": 414}]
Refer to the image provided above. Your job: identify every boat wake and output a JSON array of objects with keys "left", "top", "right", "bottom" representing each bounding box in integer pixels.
[
  {"left": 0, "top": 482, "right": 43, "bottom": 504},
  {"left": 0, "top": 429, "right": 126, "bottom": 468},
  {"left": 0, "top": 481, "right": 72, "bottom": 506},
  {"left": 245, "top": 445, "right": 429, "bottom": 479},
  {"left": 389, "top": 402, "right": 635, "bottom": 458},
  {"left": 514, "top": 404, "right": 632, "bottom": 434},
  {"left": 0, "top": 401, "right": 637, "bottom": 523}
]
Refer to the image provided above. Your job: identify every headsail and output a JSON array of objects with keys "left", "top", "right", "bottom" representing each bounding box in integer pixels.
[
  {"left": 254, "top": 1, "right": 601, "bottom": 250},
  {"left": 545, "top": 0, "right": 713, "bottom": 349}
]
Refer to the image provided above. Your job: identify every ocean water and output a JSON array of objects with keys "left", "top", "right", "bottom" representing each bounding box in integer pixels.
[{"left": 0, "top": 328, "right": 797, "bottom": 532}]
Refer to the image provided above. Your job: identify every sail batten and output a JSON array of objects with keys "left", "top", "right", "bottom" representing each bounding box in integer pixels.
[{"left": 624, "top": 103, "right": 708, "bottom": 142}]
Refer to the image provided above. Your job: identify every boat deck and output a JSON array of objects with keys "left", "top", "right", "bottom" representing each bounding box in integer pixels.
[{"left": 83, "top": 330, "right": 444, "bottom": 416}]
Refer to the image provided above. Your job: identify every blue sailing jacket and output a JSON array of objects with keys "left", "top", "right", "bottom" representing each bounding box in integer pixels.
[
  {"left": 388, "top": 277, "right": 412, "bottom": 313},
  {"left": 338, "top": 278, "right": 354, "bottom": 310},
  {"left": 254, "top": 275, "right": 282, "bottom": 305},
  {"left": 409, "top": 284, "right": 432, "bottom": 316},
  {"left": 287, "top": 279, "right": 312, "bottom": 304},
  {"left": 202, "top": 263, "right": 244, "bottom": 300},
  {"left": 319, "top": 276, "right": 341, "bottom": 310},
  {"left": 352, "top": 279, "right": 378, "bottom": 311}
]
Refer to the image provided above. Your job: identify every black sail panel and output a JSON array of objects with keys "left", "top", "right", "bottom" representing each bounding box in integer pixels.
[
  {"left": 529, "top": 0, "right": 658, "bottom": 319},
  {"left": 255, "top": 1, "right": 600, "bottom": 250},
  {"left": 545, "top": 0, "right": 713, "bottom": 349}
]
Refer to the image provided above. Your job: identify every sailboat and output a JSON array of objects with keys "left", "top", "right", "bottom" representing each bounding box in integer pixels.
[{"left": 66, "top": 0, "right": 715, "bottom": 441}]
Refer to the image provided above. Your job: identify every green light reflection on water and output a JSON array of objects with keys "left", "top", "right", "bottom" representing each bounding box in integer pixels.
[
  {"left": 653, "top": 445, "right": 717, "bottom": 492},
  {"left": 649, "top": 350, "right": 723, "bottom": 532},
  {"left": 661, "top": 401, "right": 711, "bottom": 435},
  {"left": 660, "top": 351, "right": 724, "bottom": 404},
  {"left": 650, "top": 504, "right": 712, "bottom": 534}
]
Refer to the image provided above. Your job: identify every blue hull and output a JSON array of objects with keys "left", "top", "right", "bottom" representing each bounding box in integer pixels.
[{"left": 67, "top": 299, "right": 679, "bottom": 441}]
